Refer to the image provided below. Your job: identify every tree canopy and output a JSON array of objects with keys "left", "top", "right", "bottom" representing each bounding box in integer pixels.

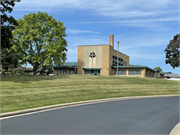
[
  {"left": 153, "top": 67, "right": 162, "bottom": 72},
  {"left": 153, "top": 67, "right": 165, "bottom": 75},
  {"left": 10, "top": 11, "right": 68, "bottom": 75},
  {"left": 164, "top": 34, "right": 180, "bottom": 69},
  {"left": 165, "top": 72, "right": 172, "bottom": 74},
  {"left": 1, "top": 1, "right": 20, "bottom": 71}
]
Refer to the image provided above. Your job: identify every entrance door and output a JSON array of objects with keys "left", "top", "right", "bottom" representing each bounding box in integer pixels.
[
  {"left": 84, "top": 70, "right": 100, "bottom": 75},
  {"left": 94, "top": 70, "right": 100, "bottom": 75},
  {"left": 84, "top": 70, "right": 90, "bottom": 75},
  {"left": 91, "top": 70, "right": 94, "bottom": 75}
]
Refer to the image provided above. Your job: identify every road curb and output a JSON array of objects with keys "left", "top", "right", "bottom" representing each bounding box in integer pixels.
[
  {"left": 169, "top": 122, "right": 180, "bottom": 135},
  {"left": 1, "top": 94, "right": 180, "bottom": 118}
]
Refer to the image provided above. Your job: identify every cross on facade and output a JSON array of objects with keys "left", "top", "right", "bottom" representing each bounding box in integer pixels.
[
  {"left": 89, "top": 52, "right": 96, "bottom": 58},
  {"left": 89, "top": 52, "right": 96, "bottom": 68}
]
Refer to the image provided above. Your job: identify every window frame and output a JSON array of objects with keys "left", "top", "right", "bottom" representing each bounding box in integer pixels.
[
  {"left": 114, "top": 70, "right": 126, "bottom": 75},
  {"left": 128, "top": 70, "right": 141, "bottom": 75}
]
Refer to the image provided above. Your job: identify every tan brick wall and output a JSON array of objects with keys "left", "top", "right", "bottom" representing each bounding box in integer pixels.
[
  {"left": 77, "top": 45, "right": 129, "bottom": 76},
  {"left": 77, "top": 46, "right": 83, "bottom": 74},
  {"left": 145, "top": 70, "right": 156, "bottom": 78},
  {"left": 126, "top": 69, "right": 128, "bottom": 75},
  {"left": 102, "top": 46, "right": 110, "bottom": 75},
  {"left": 109, "top": 34, "right": 114, "bottom": 48},
  {"left": 111, "top": 68, "right": 145, "bottom": 77},
  {"left": 142, "top": 68, "right": 146, "bottom": 77},
  {"left": 109, "top": 46, "right": 129, "bottom": 67}
]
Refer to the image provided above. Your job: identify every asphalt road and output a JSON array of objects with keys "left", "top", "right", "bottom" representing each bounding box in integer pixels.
[{"left": 1, "top": 96, "right": 179, "bottom": 135}]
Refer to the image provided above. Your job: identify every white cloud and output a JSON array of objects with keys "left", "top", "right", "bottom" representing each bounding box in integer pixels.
[
  {"left": 14, "top": 0, "right": 179, "bottom": 19},
  {"left": 82, "top": 17, "right": 179, "bottom": 24},
  {"left": 14, "top": 8, "right": 49, "bottom": 12},
  {"left": 67, "top": 29, "right": 100, "bottom": 34},
  {"left": 14, "top": 0, "right": 179, "bottom": 31}
]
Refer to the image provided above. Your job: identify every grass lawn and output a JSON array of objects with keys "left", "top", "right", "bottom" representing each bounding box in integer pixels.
[{"left": 1, "top": 74, "right": 179, "bottom": 113}]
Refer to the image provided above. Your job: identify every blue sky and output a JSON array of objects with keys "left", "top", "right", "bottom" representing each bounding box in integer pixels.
[{"left": 11, "top": 0, "right": 179, "bottom": 73}]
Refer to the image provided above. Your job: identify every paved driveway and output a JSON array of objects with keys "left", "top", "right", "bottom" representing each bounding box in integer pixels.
[{"left": 1, "top": 96, "right": 179, "bottom": 134}]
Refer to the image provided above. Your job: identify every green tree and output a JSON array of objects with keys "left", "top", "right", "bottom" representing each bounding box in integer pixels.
[
  {"left": 154, "top": 67, "right": 165, "bottom": 75},
  {"left": 36, "top": 59, "right": 52, "bottom": 75},
  {"left": 1, "top": 1, "right": 20, "bottom": 71},
  {"left": 164, "top": 34, "right": 180, "bottom": 69},
  {"left": 165, "top": 72, "right": 172, "bottom": 74},
  {"left": 10, "top": 11, "right": 68, "bottom": 75},
  {"left": 154, "top": 67, "right": 162, "bottom": 72}
]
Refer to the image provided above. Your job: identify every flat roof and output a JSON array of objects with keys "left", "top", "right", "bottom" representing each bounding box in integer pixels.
[
  {"left": 52, "top": 62, "right": 77, "bottom": 68},
  {"left": 164, "top": 74, "right": 180, "bottom": 77}
]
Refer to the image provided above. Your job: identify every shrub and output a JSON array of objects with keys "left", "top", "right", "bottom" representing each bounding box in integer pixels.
[
  {"left": 2, "top": 71, "right": 5, "bottom": 75},
  {"left": 11, "top": 70, "right": 16, "bottom": 75},
  {"left": 8, "top": 64, "right": 14, "bottom": 73}
]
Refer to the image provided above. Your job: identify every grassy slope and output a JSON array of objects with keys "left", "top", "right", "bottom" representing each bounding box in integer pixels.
[{"left": 1, "top": 75, "right": 179, "bottom": 113}]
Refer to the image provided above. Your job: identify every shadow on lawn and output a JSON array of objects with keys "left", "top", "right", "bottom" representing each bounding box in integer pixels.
[
  {"left": 1, "top": 60, "right": 85, "bottom": 83},
  {"left": 1, "top": 74, "right": 71, "bottom": 83}
]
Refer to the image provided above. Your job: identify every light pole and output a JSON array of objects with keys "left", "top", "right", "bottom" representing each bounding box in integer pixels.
[{"left": 117, "top": 41, "right": 119, "bottom": 76}]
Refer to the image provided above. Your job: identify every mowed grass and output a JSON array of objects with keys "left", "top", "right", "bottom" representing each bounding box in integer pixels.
[{"left": 1, "top": 74, "right": 179, "bottom": 113}]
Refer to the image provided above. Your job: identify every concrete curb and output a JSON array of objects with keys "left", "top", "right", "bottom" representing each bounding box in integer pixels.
[
  {"left": 169, "top": 122, "right": 180, "bottom": 135},
  {"left": 1, "top": 94, "right": 180, "bottom": 118}
]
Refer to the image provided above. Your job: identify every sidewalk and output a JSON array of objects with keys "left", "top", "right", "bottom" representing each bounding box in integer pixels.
[{"left": 169, "top": 122, "right": 180, "bottom": 135}]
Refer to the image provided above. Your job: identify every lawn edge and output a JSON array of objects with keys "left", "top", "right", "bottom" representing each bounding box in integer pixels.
[{"left": 1, "top": 94, "right": 180, "bottom": 118}]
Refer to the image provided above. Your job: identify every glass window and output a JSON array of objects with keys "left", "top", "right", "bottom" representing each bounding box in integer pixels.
[
  {"left": 119, "top": 70, "right": 126, "bottom": 75},
  {"left": 112, "top": 56, "right": 123, "bottom": 66},
  {"left": 149, "top": 72, "right": 151, "bottom": 77},
  {"left": 69, "top": 70, "right": 75, "bottom": 74},
  {"left": 114, "top": 70, "right": 126, "bottom": 75},
  {"left": 145, "top": 70, "right": 147, "bottom": 76},
  {"left": 84, "top": 70, "right": 90, "bottom": 75},
  {"left": 129, "top": 70, "right": 141, "bottom": 75},
  {"left": 114, "top": 70, "right": 117, "bottom": 75},
  {"left": 57, "top": 70, "right": 67, "bottom": 75}
]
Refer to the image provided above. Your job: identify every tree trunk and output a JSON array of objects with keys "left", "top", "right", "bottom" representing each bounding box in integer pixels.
[{"left": 33, "top": 63, "right": 39, "bottom": 75}]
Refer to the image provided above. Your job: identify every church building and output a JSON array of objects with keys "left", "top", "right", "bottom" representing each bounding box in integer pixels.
[{"left": 52, "top": 34, "right": 164, "bottom": 78}]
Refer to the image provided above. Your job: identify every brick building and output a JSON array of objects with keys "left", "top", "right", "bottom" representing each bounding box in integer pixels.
[{"left": 52, "top": 34, "right": 164, "bottom": 78}]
